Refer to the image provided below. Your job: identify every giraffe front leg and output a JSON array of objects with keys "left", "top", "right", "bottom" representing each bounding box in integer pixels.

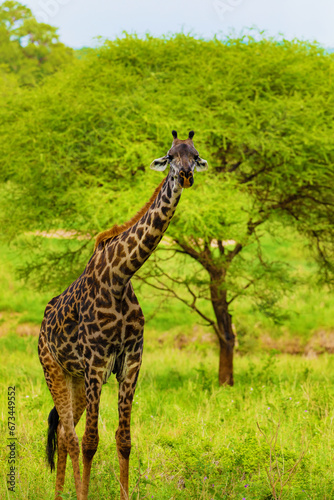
[
  {"left": 116, "top": 355, "right": 142, "bottom": 500},
  {"left": 81, "top": 371, "right": 103, "bottom": 500}
]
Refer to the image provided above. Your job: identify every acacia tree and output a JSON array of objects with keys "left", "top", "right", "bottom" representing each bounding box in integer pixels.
[
  {"left": 136, "top": 66, "right": 334, "bottom": 385},
  {"left": 0, "top": 0, "right": 73, "bottom": 84},
  {"left": 1, "top": 34, "right": 334, "bottom": 385},
  {"left": 136, "top": 141, "right": 334, "bottom": 385}
]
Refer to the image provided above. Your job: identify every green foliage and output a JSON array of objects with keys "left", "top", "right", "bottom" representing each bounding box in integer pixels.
[
  {"left": 0, "top": 32, "right": 333, "bottom": 344},
  {"left": 0, "top": 0, "right": 73, "bottom": 85}
]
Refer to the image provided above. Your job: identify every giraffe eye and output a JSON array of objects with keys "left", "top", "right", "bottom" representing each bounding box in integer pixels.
[
  {"left": 167, "top": 155, "right": 173, "bottom": 161},
  {"left": 194, "top": 155, "right": 199, "bottom": 161}
]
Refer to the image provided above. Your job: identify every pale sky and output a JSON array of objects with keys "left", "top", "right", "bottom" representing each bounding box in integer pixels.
[{"left": 20, "top": 0, "right": 334, "bottom": 49}]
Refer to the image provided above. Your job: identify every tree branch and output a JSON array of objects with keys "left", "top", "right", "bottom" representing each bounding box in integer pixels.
[{"left": 136, "top": 270, "right": 220, "bottom": 336}]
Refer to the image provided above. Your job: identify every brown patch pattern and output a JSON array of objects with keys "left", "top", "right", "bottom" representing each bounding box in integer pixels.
[{"left": 94, "top": 177, "right": 166, "bottom": 250}]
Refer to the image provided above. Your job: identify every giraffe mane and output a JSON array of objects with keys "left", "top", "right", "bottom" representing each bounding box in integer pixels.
[{"left": 94, "top": 177, "right": 166, "bottom": 250}]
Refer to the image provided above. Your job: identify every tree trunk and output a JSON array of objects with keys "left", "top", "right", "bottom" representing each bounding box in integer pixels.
[
  {"left": 210, "top": 276, "right": 235, "bottom": 386},
  {"left": 218, "top": 337, "right": 234, "bottom": 386}
]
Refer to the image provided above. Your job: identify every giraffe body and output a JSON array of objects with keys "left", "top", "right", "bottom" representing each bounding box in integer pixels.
[{"left": 38, "top": 131, "right": 207, "bottom": 500}]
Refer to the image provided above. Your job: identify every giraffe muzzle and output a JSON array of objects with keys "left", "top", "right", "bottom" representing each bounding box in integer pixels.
[{"left": 178, "top": 170, "right": 194, "bottom": 188}]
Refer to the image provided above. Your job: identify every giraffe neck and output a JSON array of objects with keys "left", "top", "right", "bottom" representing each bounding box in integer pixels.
[{"left": 95, "top": 173, "right": 183, "bottom": 298}]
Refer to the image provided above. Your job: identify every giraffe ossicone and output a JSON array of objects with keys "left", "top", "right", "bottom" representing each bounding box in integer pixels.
[{"left": 38, "top": 131, "right": 207, "bottom": 500}]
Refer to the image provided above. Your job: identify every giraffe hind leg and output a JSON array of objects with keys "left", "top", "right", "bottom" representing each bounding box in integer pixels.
[
  {"left": 39, "top": 333, "right": 83, "bottom": 500},
  {"left": 55, "top": 422, "right": 67, "bottom": 500},
  {"left": 55, "top": 377, "right": 86, "bottom": 500}
]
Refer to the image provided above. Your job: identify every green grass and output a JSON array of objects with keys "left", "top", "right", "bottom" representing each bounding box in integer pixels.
[
  {"left": 0, "top": 236, "right": 333, "bottom": 498},
  {"left": 1, "top": 334, "right": 334, "bottom": 499}
]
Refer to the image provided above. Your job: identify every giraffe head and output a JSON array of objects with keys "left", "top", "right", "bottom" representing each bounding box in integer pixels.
[{"left": 150, "top": 131, "right": 208, "bottom": 188}]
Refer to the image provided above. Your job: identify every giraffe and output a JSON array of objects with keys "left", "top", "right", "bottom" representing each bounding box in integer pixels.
[{"left": 38, "top": 130, "right": 208, "bottom": 500}]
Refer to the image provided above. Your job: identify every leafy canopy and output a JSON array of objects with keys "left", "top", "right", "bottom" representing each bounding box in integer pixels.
[
  {"left": 0, "top": 0, "right": 73, "bottom": 85},
  {"left": 1, "top": 33, "right": 334, "bottom": 292}
]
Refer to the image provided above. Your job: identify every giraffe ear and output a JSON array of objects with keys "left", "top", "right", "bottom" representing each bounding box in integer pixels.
[
  {"left": 150, "top": 156, "right": 168, "bottom": 171},
  {"left": 195, "top": 157, "right": 208, "bottom": 172}
]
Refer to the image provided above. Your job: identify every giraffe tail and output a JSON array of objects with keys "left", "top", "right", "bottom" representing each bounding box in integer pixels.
[{"left": 46, "top": 406, "right": 59, "bottom": 472}]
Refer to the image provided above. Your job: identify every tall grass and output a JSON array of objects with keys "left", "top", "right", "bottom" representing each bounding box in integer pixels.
[{"left": 1, "top": 334, "right": 334, "bottom": 499}]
